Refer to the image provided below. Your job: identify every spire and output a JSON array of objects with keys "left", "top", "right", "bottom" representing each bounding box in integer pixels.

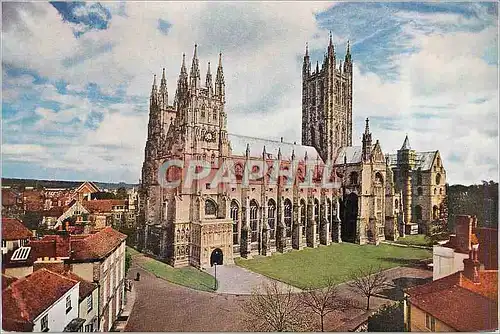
[
  {"left": 246, "top": 143, "right": 250, "bottom": 158},
  {"left": 205, "top": 61, "right": 213, "bottom": 95},
  {"left": 263, "top": 145, "right": 267, "bottom": 159},
  {"left": 345, "top": 40, "right": 352, "bottom": 63},
  {"left": 305, "top": 42, "right": 309, "bottom": 57},
  {"left": 316, "top": 60, "right": 319, "bottom": 73},
  {"left": 215, "top": 52, "right": 225, "bottom": 103},
  {"left": 190, "top": 44, "right": 201, "bottom": 89},
  {"left": 362, "top": 117, "right": 372, "bottom": 162},
  {"left": 277, "top": 147, "right": 282, "bottom": 160},
  {"left": 328, "top": 31, "right": 335, "bottom": 58},
  {"left": 175, "top": 54, "right": 188, "bottom": 107},
  {"left": 181, "top": 53, "right": 187, "bottom": 75},
  {"left": 401, "top": 134, "right": 411, "bottom": 150},
  {"left": 151, "top": 74, "right": 157, "bottom": 94},
  {"left": 303, "top": 43, "right": 311, "bottom": 76},
  {"left": 291, "top": 148, "right": 295, "bottom": 160},
  {"left": 159, "top": 68, "right": 168, "bottom": 107}
]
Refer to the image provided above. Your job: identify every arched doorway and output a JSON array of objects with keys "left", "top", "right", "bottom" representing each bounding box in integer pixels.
[
  {"left": 341, "top": 192, "right": 358, "bottom": 242},
  {"left": 210, "top": 248, "right": 223, "bottom": 266}
]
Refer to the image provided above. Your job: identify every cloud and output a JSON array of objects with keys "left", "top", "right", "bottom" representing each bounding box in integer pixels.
[{"left": 1, "top": 2, "right": 498, "bottom": 185}]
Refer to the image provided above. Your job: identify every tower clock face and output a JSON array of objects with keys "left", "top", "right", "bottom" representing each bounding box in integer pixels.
[{"left": 204, "top": 131, "right": 215, "bottom": 142}]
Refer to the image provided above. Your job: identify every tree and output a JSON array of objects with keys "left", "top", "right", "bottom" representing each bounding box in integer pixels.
[
  {"left": 116, "top": 187, "right": 128, "bottom": 200},
  {"left": 301, "top": 278, "right": 354, "bottom": 332},
  {"left": 21, "top": 211, "right": 43, "bottom": 231},
  {"left": 242, "top": 280, "right": 311, "bottom": 332},
  {"left": 346, "top": 265, "right": 389, "bottom": 311},
  {"left": 368, "top": 301, "right": 404, "bottom": 332},
  {"left": 426, "top": 195, "right": 450, "bottom": 244}
]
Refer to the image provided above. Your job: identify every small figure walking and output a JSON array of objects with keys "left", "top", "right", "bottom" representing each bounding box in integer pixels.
[{"left": 135, "top": 272, "right": 141, "bottom": 281}]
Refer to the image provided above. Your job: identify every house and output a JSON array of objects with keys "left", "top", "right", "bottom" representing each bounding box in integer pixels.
[
  {"left": 82, "top": 199, "right": 129, "bottom": 230},
  {"left": 2, "top": 218, "right": 33, "bottom": 254},
  {"left": 2, "top": 268, "right": 81, "bottom": 332},
  {"left": 68, "top": 227, "right": 127, "bottom": 331},
  {"left": 23, "top": 189, "right": 44, "bottom": 212},
  {"left": 1, "top": 188, "right": 24, "bottom": 217},
  {"left": 31, "top": 259, "right": 99, "bottom": 332},
  {"left": 433, "top": 215, "right": 498, "bottom": 280},
  {"left": 54, "top": 201, "right": 90, "bottom": 231},
  {"left": 42, "top": 206, "right": 65, "bottom": 229},
  {"left": 72, "top": 182, "right": 100, "bottom": 203},
  {"left": 405, "top": 246, "right": 498, "bottom": 332}
]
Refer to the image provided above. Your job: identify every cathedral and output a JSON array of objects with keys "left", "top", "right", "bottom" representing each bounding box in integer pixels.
[{"left": 137, "top": 37, "right": 447, "bottom": 268}]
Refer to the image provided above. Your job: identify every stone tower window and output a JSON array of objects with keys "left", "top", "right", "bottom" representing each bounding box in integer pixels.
[
  {"left": 375, "top": 172, "right": 383, "bottom": 185},
  {"left": 268, "top": 199, "right": 276, "bottom": 240},
  {"left": 432, "top": 205, "right": 439, "bottom": 220},
  {"left": 417, "top": 187, "right": 423, "bottom": 196},
  {"left": 284, "top": 199, "right": 292, "bottom": 238},
  {"left": 434, "top": 188, "right": 437, "bottom": 195},
  {"left": 205, "top": 199, "right": 217, "bottom": 216},
  {"left": 435, "top": 173, "right": 441, "bottom": 185},
  {"left": 417, "top": 172, "right": 422, "bottom": 186},
  {"left": 230, "top": 200, "right": 239, "bottom": 245},
  {"left": 349, "top": 172, "right": 359, "bottom": 185},
  {"left": 439, "top": 188, "right": 443, "bottom": 195},
  {"left": 395, "top": 199, "right": 399, "bottom": 209}
]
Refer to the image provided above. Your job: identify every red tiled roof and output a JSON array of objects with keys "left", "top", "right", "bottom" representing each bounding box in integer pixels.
[
  {"left": 2, "top": 218, "right": 33, "bottom": 240},
  {"left": 2, "top": 268, "right": 79, "bottom": 331},
  {"left": 82, "top": 199, "right": 125, "bottom": 213},
  {"left": 29, "top": 235, "right": 71, "bottom": 258},
  {"left": 406, "top": 271, "right": 498, "bottom": 331},
  {"left": 2, "top": 189, "right": 20, "bottom": 206},
  {"left": 71, "top": 226, "right": 126, "bottom": 261},
  {"left": 42, "top": 206, "right": 65, "bottom": 217},
  {"left": 2, "top": 274, "right": 18, "bottom": 290}
]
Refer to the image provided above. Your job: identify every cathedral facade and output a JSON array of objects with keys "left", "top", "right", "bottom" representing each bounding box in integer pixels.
[{"left": 137, "top": 39, "right": 446, "bottom": 268}]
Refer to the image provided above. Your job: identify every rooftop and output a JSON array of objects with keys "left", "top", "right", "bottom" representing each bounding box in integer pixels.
[
  {"left": 2, "top": 218, "right": 33, "bottom": 241},
  {"left": 2, "top": 268, "right": 79, "bottom": 332},
  {"left": 406, "top": 270, "right": 498, "bottom": 331}
]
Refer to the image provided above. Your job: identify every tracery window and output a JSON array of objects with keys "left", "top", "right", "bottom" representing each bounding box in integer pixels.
[
  {"left": 284, "top": 199, "right": 292, "bottom": 238},
  {"left": 205, "top": 199, "right": 217, "bottom": 216},
  {"left": 350, "top": 172, "right": 359, "bottom": 185},
  {"left": 230, "top": 200, "right": 239, "bottom": 245},
  {"left": 300, "top": 200, "right": 306, "bottom": 236},
  {"left": 268, "top": 199, "right": 276, "bottom": 240},
  {"left": 435, "top": 174, "right": 441, "bottom": 185},
  {"left": 250, "top": 200, "right": 259, "bottom": 242}
]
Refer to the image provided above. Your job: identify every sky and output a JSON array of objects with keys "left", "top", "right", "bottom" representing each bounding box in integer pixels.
[{"left": 2, "top": 2, "right": 498, "bottom": 185}]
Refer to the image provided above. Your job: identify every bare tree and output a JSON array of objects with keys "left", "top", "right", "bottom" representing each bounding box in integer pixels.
[
  {"left": 346, "top": 265, "right": 389, "bottom": 311},
  {"left": 301, "top": 278, "right": 354, "bottom": 332},
  {"left": 242, "top": 280, "right": 311, "bottom": 332}
]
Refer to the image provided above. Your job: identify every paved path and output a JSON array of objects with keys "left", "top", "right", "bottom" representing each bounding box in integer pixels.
[
  {"left": 204, "top": 264, "right": 302, "bottom": 294},
  {"left": 125, "top": 254, "right": 432, "bottom": 332}
]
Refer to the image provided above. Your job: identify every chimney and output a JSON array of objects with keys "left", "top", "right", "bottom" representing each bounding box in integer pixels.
[
  {"left": 455, "top": 215, "right": 473, "bottom": 253},
  {"left": 34, "top": 257, "right": 65, "bottom": 274},
  {"left": 463, "top": 244, "right": 481, "bottom": 284}
]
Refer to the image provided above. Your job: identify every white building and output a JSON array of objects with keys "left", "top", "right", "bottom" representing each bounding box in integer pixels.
[{"left": 2, "top": 268, "right": 81, "bottom": 332}]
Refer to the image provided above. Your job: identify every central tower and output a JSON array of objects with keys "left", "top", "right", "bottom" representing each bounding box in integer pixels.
[{"left": 301, "top": 34, "right": 353, "bottom": 162}]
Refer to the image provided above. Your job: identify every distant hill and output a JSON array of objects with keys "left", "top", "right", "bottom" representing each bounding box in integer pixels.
[{"left": 1, "top": 178, "right": 138, "bottom": 190}]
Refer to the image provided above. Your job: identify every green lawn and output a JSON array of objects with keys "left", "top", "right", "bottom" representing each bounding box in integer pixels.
[
  {"left": 126, "top": 246, "right": 141, "bottom": 257},
  {"left": 137, "top": 256, "right": 217, "bottom": 292},
  {"left": 235, "top": 243, "right": 431, "bottom": 289},
  {"left": 393, "top": 234, "right": 433, "bottom": 247}
]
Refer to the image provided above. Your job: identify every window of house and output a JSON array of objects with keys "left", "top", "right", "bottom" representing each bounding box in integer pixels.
[
  {"left": 268, "top": 200, "right": 276, "bottom": 240},
  {"left": 41, "top": 314, "right": 49, "bottom": 332},
  {"left": 66, "top": 295, "right": 72, "bottom": 313},
  {"left": 250, "top": 200, "right": 259, "bottom": 242},
  {"left": 230, "top": 201, "right": 239, "bottom": 245},
  {"left": 284, "top": 199, "right": 292, "bottom": 238},
  {"left": 2, "top": 240, "right": 6, "bottom": 248},
  {"left": 87, "top": 293, "right": 93, "bottom": 312},
  {"left": 425, "top": 313, "right": 436, "bottom": 331}
]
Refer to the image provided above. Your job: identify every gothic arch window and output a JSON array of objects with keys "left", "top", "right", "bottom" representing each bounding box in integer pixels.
[
  {"left": 163, "top": 200, "right": 169, "bottom": 220},
  {"left": 230, "top": 200, "right": 239, "bottom": 245},
  {"left": 395, "top": 199, "right": 399, "bottom": 208},
  {"left": 300, "top": 199, "right": 306, "bottom": 236},
  {"left": 284, "top": 199, "right": 292, "bottom": 238},
  {"left": 415, "top": 205, "right": 422, "bottom": 221},
  {"left": 213, "top": 111, "right": 217, "bottom": 122},
  {"left": 205, "top": 199, "right": 217, "bottom": 216},
  {"left": 350, "top": 172, "right": 359, "bottom": 185},
  {"left": 326, "top": 198, "right": 332, "bottom": 224},
  {"left": 268, "top": 199, "right": 276, "bottom": 240},
  {"left": 437, "top": 157, "right": 441, "bottom": 167},
  {"left": 417, "top": 187, "right": 423, "bottom": 196},
  {"left": 434, "top": 188, "right": 437, "bottom": 195},
  {"left": 201, "top": 105, "right": 206, "bottom": 118},
  {"left": 432, "top": 205, "right": 439, "bottom": 220},
  {"left": 375, "top": 172, "right": 383, "bottom": 186},
  {"left": 417, "top": 171, "right": 422, "bottom": 186},
  {"left": 250, "top": 200, "right": 259, "bottom": 242},
  {"left": 314, "top": 199, "right": 320, "bottom": 236},
  {"left": 435, "top": 173, "right": 441, "bottom": 185},
  {"left": 235, "top": 163, "right": 243, "bottom": 181}
]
